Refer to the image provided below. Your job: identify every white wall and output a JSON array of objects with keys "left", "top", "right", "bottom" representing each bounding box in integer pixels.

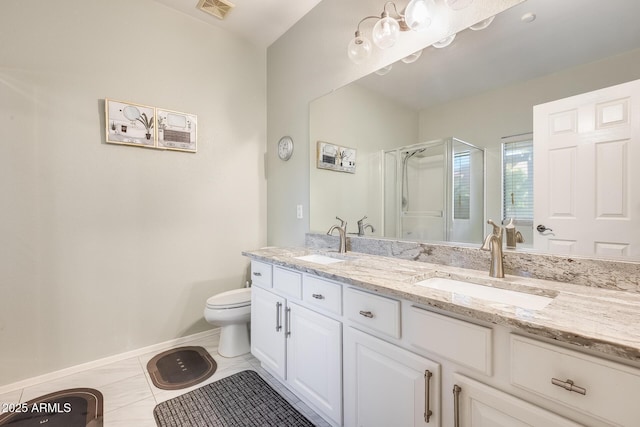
[
  {"left": 0, "top": 0, "right": 266, "bottom": 386},
  {"left": 309, "top": 83, "right": 418, "bottom": 235}
]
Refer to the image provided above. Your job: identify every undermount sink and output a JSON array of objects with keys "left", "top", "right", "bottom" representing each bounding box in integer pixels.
[
  {"left": 416, "top": 277, "right": 553, "bottom": 310},
  {"left": 295, "top": 254, "right": 345, "bottom": 265}
]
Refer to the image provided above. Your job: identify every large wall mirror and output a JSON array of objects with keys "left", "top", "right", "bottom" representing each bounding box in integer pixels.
[{"left": 310, "top": 0, "right": 640, "bottom": 260}]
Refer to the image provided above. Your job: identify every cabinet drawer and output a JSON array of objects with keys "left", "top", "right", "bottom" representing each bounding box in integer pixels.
[
  {"left": 344, "top": 287, "right": 400, "bottom": 339},
  {"left": 407, "top": 306, "right": 492, "bottom": 375},
  {"left": 511, "top": 334, "right": 640, "bottom": 426},
  {"left": 251, "top": 260, "right": 272, "bottom": 288},
  {"left": 273, "top": 266, "right": 302, "bottom": 300},
  {"left": 303, "top": 275, "right": 342, "bottom": 315}
]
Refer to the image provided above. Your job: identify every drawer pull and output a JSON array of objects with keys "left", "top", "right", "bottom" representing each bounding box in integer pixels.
[
  {"left": 551, "top": 378, "right": 586, "bottom": 395},
  {"left": 285, "top": 307, "right": 292, "bottom": 337},
  {"left": 453, "top": 384, "right": 461, "bottom": 427},
  {"left": 359, "top": 310, "right": 374, "bottom": 318},
  {"left": 253, "top": 271, "right": 262, "bottom": 277},
  {"left": 424, "top": 370, "right": 433, "bottom": 423},
  {"left": 312, "top": 293, "right": 324, "bottom": 300}
]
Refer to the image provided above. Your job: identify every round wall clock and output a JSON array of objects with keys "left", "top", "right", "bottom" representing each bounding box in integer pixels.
[{"left": 277, "top": 136, "right": 294, "bottom": 161}]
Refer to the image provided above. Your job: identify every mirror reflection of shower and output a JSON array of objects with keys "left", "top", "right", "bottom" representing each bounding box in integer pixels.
[
  {"left": 401, "top": 147, "right": 427, "bottom": 210},
  {"left": 384, "top": 137, "right": 485, "bottom": 244}
]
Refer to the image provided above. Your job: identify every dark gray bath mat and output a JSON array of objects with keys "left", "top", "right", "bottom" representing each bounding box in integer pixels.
[
  {"left": 0, "top": 387, "right": 103, "bottom": 427},
  {"left": 153, "top": 369, "right": 315, "bottom": 427},
  {"left": 147, "top": 346, "right": 217, "bottom": 390}
]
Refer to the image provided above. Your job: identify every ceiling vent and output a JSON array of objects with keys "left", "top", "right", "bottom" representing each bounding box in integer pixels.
[{"left": 197, "top": 0, "right": 235, "bottom": 20}]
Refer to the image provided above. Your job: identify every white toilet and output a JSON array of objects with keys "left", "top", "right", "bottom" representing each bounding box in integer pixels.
[{"left": 204, "top": 288, "right": 252, "bottom": 358}]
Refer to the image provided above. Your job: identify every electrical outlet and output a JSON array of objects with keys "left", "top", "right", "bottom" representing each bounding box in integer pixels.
[{"left": 296, "top": 204, "right": 303, "bottom": 219}]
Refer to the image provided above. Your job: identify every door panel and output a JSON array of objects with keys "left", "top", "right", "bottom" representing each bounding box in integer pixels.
[{"left": 534, "top": 79, "right": 640, "bottom": 258}]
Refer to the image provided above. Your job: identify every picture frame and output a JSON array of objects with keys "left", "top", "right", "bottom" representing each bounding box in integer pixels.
[
  {"left": 105, "top": 99, "right": 156, "bottom": 148},
  {"left": 316, "top": 141, "right": 357, "bottom": 173},
  {"left": 157, "top": 108, "right": 197, "bottom": 153}
]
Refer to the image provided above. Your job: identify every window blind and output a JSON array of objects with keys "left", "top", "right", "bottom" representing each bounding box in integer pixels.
[
  {"left": 453, "top": 152, "right": 470, "bottom": 220},
  {"left": 503, "top": 139, "right": 533, "bottom": 221}
]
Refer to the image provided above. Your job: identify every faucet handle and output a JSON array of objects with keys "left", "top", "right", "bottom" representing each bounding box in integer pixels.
[
  {"left": 357, "top": 215, "right": 367, "bottom": 225},
  {"left": 336, "top": 216, "right": 347, "bottom": 228},
  {"left": 487, "top": 219, "right": 503, "bottom": 239}
]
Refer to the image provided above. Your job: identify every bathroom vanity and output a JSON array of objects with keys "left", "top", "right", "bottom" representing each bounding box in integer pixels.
[{"left": 243, "top": 247, "right": 640, "bottom": 427}]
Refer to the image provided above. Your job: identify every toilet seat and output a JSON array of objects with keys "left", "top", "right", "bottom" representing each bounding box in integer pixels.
[{"left": 206, "top": 288, "right": 251, "bottom": 309}]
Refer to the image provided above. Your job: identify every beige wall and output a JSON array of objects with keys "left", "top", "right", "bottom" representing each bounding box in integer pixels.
[{"left": 0, "top": 0, "right": 266, "bottom": 386}]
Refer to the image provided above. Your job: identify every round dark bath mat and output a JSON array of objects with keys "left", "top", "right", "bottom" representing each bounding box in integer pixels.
[
  {"left": 0, "top": 388, "right": 103, "bottom": 427},
  {"left": 147, "top": 346, "right": 217, "bottom": 390}
]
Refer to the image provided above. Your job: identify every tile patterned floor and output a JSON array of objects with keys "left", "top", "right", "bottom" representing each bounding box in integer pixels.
[{"left": 0, "top": 332, "right": 331, "bottom": 427}]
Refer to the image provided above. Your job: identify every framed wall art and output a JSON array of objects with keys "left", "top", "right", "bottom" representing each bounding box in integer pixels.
[
  {"left": 157, "top": 108, "right": 197, "bottom": 153},
  {"left": 316, "top": 141, "right": 356, "bottom": 173},
  {"left": 105, "top": 99, "right": 156, "bottom": 148}
]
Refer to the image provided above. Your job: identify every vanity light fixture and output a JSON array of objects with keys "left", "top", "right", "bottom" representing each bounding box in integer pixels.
[
  {"left": 374, "top": 64, "right": 394, "bottom": 75},
  {"left": 469, "top": 15, "right": 495, "bottom": 31},
  {"left": 445, "top": 0, "right": 473, "bottom": 11},
  {"left": 401, "top": 49, "right": 423, "bottom": 63},
  {"left": 347, "top": 0, "right": 435, "bottom": 64},
  {"left": 432, "top": 33, "right": 456, "bottom": 48}
]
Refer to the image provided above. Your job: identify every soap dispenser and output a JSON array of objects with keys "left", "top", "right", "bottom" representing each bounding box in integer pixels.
[{"left": 505, "top": 218, "right": 524, "bottom": 249}]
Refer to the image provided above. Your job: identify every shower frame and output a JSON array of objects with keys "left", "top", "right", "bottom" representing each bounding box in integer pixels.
[{"left": 383, "top": 137, "right": 485, "bottom": 243}]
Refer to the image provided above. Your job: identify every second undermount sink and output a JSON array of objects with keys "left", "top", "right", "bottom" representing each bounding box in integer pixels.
[
  {"left": 416, "top": 277, "right": 553, "bottom": 310},
  {"left": 295, "top": 254, "right": 345, "bottom": 265}
]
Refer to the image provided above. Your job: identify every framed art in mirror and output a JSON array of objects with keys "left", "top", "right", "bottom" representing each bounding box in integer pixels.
[{"left": 317, "top": 141, "right": 356, "bottom": 174}]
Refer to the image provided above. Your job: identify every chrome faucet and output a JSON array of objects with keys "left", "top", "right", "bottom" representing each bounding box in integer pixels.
[
  {"left": 356, "top": 216, "right": 375, "bottom": 236},
  {"left": 327, "top": 216, "right": 348, "bottom": 253},
  {"left": 481, "top": 219, "right": 504, "bottom": 278}
]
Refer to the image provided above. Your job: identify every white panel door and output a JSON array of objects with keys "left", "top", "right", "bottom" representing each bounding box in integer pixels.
[
  {"left": 250, "top": 286, "right": 286, "bottom": 379},
  {"left": 286, "top": 302, "right": 342, "bottom": 425},
  {"left": 533, "top": 78, "right": 640, "bottom": 258},
  {"left": 344, "top": 327, "right": 441, "bottom": 427}
]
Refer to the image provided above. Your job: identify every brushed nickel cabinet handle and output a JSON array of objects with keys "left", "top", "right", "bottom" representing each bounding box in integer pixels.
[
  {"left": 359, "top": 310, "right": 374, "bottom": 318},
  {"left": 424, "top": 370, "right": 433, "bottom": 423},
  {"left": 453, "top": 384, "right": 461, "bottom": 427},
  {"left": 253, "top": 271, "right": 262, "bottom": 276},
  {"left": 312, "top": 293, "right": 324, "bottom": 300},
  {"left": 275, "top": 302, "right": 282, "bottom": 331},
  {"left": 285, "top": 307, "right": 292, "bottom": 337},
  {"left": 551, "top": 378, "right": 586, "bottom": 395}
]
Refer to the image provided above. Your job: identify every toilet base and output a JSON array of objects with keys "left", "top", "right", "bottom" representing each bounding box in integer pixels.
[{"left": 218, "top": 323, "right": 250, "bottom": 358}]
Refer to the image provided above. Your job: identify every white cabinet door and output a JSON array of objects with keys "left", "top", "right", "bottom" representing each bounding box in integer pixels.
[
  {"left": 533, "top": 78, "right": 640, "bottom": 258},
  {"left": 344, "top": 327, "right": 441, "bottom": 427},
  {"left": 251, "top": 286, "right": 286, "bottom": 379},
  {"left": 287, "top": 302, "right": 342, "bottom": 425},
  {"left": 453, "top": 374, "right": 581, "bottom": 427}
]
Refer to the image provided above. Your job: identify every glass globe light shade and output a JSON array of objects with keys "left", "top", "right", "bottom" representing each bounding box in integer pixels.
[
  {"left": 372, "top": 15, "right": 400, "bottom": 49},
  {"left": 404, "top": 0, "right": 435, "bottom": 32},
  {"left": 347, "top": 35, "right": 372, "bottom": 64},
  {"left": 470, "top": 15, "right": 495, "bottom": 31},
  {"left": 445, "top": 0, "right": 473, "bottom": 10},
  {"left": 374, "top": 65, "right": 393, "bottom": 76},
  {"left": 401, "top": 50, "right": 423, "bottom": 64},
  {"left": 432, "top": 33, "right": 456, "bottom": 48}
]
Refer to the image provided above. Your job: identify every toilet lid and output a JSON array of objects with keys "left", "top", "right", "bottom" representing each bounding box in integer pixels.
[{"left": 206, "top": 288, "right": 251, "bottom": 308}]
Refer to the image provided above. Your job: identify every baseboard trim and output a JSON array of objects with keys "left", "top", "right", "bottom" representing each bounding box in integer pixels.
[{"left": 0, "top": 328, "right": 220, "bottom": 395}]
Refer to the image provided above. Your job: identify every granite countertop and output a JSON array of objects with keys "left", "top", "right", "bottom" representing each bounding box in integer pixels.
[{"left": 243, "top": 247, "right": 640, "bottom": 364}]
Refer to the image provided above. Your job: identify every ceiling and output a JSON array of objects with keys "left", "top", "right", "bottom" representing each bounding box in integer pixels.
[
  {"left": 152, "top": 0, "right": 640, "bottom": 109},
  {"left": 151, "top": 0, "right": 322, "bottom": 49},
  {"left": 356, "top": 0, "right": 640, "bottom": 110}
]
